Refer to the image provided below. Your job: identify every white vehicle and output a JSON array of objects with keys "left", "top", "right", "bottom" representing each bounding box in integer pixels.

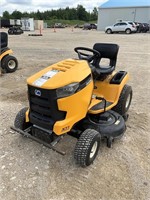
[{"left": 105, "top": 21, "right": 137, "bottom": 34}]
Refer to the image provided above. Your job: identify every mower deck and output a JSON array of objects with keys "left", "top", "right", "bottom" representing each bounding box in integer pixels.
[{"left": 82, "top": 110, "right": 126, "bottom": 147}]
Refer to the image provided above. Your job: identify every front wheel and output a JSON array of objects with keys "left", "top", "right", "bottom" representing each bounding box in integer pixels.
[
  {"left": 8, "top": 30, "right": 13, "bottom": 35},
  {"left": 14, "top": 107, "right": 30, "bottom": 130},
  {"left": 1, "top": 55, "right": 18, "bottom": 73},
  {"left": 74, "top": 129, "right": 101, "bottom": 167}
]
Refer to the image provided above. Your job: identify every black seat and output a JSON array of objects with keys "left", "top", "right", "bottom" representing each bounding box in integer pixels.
[
  {"left": 1, "top": 32, "right": 8, "bottom": 49},
  {"left": 93, "top": 43, "right": 119, "bottom": 77}
]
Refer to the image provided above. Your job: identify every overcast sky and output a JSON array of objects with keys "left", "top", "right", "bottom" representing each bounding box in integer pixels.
[{"left": 0, "top": 0, "right": 108, "bottom": 16}]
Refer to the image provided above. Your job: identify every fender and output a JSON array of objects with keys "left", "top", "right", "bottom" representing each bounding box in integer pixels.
[
  {"left": 0, "top": 49, "right": 13, "bottom": 60},
  {"left": 25, "top": 109, "right": 30, "bottom": 122},
  {"left": 89, "top": 71, "right": 129, "bottom": 114}
]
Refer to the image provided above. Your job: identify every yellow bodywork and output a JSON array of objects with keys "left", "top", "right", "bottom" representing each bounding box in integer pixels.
[
  {"left": 0, "top": 49, "right": 13, "bottom": 60},
  {"left": 27, "top": 59, "right": 91, "bottom": 89},
  {"left": 25, "top": 109, "right": 30, "bottom": 122},
  {"left": 26, "top": 58, "right": 129, "bottom": 135},
  {"left": 27, "top": 59, "right": 93, "bottom": 135},
  {"left": 54, "top": 81, "right": 93, "bottom": 134},
  {"left": 88, "top": 72, "right": 129, "bottom": 114}
]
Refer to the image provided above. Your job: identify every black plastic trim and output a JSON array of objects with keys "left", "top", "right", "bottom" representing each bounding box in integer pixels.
[
  {"left": 91, "top": 100, "right": 112, "bottom": 111},
  {"left": 28, "top": 85, "right": 66, "bottom": 130},
  {"left": 0, "top": 47, "right": 10, "bottom": 54},
  {"left": 110, "top": 71, "right": 127, "bottom": 84},
  {"left": 77, "top": 74, "right": 92, "bottom": 92}
]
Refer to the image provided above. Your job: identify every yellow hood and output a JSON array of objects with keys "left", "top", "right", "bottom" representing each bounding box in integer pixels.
[{"left": 27, "top": 59, "right": 91, "bottom": 89}]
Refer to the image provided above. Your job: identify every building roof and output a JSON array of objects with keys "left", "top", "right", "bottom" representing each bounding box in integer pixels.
[{"left": 101, "top": 0, "right": 150, "bottom": 8}]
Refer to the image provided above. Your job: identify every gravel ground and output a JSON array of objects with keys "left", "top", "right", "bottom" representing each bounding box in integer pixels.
[{"left": 0, "top": 28, "right": 150, "bottom": 200}]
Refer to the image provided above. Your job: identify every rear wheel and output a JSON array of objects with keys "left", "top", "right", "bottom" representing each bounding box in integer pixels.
[
  {"left": 14, "top": 107, "right": 30, "bottom": 130},
  {"left": 1, "top": 55, "right": 18, "bottom": 73},
  {"left": 74, "top": 129, "right": 100, "bottom": 167},
  {"left": 106, "top": 29, "right": 112, "bottom": 34},
  {"left": 125, "top": 29, "right": 131, "bottom": 34},
  {"left": 112, "top": 85, "right": 132, "bottom": 116}
]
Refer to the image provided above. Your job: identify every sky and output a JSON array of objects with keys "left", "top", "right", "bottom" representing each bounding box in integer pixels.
[{"left": 0, "top": 0, "right": 108, "bottom": 16}]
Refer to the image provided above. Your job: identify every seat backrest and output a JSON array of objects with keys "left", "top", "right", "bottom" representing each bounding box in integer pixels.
[
  {"left": 0, "top": 32, "right": 8, "bottom": 49},
  {"left": 93, "top": 43, "right": 119, "bottom": 67}
]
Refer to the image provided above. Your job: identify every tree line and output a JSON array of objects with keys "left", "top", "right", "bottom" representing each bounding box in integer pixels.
[{"left": 2, "top": 5, "right": 98, "bottom": 21}]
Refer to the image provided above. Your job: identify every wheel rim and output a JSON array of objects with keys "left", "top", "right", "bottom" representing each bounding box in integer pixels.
[
  {"left": 126, "top": 29, "right": 130, "bottom": 34},
  {"left": 90, "top": 141, "right": 98, "bottom": 159},
  {"left": 8, "top": 60, "right": 16, "bottom": 69},
  {"left": 125, "top": 93, "right": 131, "bottom": 109}
]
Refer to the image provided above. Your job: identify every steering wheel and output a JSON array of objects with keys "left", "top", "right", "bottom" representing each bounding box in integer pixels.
[{"left": 74, "top": 47, "right": 100, "bottom": 63}]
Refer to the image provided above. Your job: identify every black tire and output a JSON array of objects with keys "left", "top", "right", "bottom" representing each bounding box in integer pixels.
[
  {"left": 125, "top": 29, "right": 131, "bottom": 34},
  {"left": 1, "top": 55, "right": 18, "bottom": 73},
  {"left": 112, "top": 85, "right": 132, "bottom": 116},
  {"left": 8, "top": 30, "right": 13, "bottom": 35},
  {"left": 74, "top": 129, "right": 101, "bottom": 167},
  {"left": 107, "top": 137, "right": 114, "bottom": 148},
  {"left": 14, "top": 107, "right": 30, "bottom": 130},
  {"left": 106, "top": 29, "right": 112, "bottom": 34}
]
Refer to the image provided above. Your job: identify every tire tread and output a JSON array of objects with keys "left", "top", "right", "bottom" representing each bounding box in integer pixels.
[{"left": 74, "top": 129, "right": 100, "bottom": 167}]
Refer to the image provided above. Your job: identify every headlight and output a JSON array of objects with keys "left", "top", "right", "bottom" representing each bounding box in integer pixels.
[{"left": 56, "top": 82, "right": 79, "bottom": 98}]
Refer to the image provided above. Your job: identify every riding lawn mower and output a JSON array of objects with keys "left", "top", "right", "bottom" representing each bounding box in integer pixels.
[
  {"left": 0, "top": 32, "right": 18, "bottom": 73},
  {"left": 11, "top": 43, "right": 132, "bottom": 167}
]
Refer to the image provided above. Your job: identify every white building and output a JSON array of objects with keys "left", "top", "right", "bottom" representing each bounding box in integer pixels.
[
  {"left": 34, "top": 20, "right": 44, "bottom": 30},
  {"left": 97, "top": 0, "right": 150, "bottom": 31},
  {"left": 21, "top": 18, "right": 34, "bottom": 31}
]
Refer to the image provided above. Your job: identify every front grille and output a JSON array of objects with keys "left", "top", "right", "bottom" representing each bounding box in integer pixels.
[{"left": 28, "top": 85, "right": 66, "bottom": 130}]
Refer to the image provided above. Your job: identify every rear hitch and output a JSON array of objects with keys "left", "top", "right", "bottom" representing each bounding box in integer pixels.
[{"left": 10, "top": 126, "right": 66, "bottom": 156}]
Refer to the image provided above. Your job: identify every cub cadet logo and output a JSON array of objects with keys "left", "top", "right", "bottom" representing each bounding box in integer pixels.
[
  {"left": 35, "top": 89, "right": 41, "bottom": 96},
  {"left": 62, "top": 126, "right": 70, "bottom": 132}
]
